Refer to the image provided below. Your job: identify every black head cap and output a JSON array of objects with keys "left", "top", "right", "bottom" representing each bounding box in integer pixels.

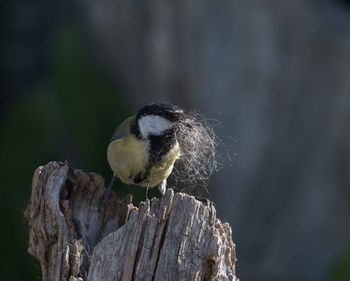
[{"left": 136, "top": 102, "right": 184, "bottom": 122}]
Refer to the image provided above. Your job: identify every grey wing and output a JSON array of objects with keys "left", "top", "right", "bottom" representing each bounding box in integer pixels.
[{"left": 111, "top": 129, "right": 124, "bottom": 141}]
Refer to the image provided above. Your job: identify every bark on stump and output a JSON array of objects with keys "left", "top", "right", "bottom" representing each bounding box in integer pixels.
[{"left": 25, "top": 161, "right": 237, "bottom": 281}]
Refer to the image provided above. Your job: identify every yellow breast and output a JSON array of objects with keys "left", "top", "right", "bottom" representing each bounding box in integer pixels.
[
  {"left": 107, "top": 133, "right": 148, "bottom": 185},
  {"left": 107, "top": 116, "right": 181, "bottom": 188},
  {"left": 147, "top": 142, "right": 180, "bottom": 187}
]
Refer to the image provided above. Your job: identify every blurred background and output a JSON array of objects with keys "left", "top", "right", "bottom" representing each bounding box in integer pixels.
[{"left": 1, "top": 0, "right": 350, "bottom": 280}]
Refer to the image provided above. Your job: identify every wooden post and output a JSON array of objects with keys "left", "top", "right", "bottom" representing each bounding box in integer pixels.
[{"left": 25, "top": 162, "right": 238, "bottom": 281}]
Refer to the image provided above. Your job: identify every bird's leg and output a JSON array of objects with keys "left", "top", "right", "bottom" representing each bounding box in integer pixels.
[
  {"left": 145, "top": 186, "right": 149, "bottom": 199},
  {"left": 158, "top": 179, "right": 167, "bottom": 195},
  {"left": 98, "top": 174, "right": 117, "bottom": 212}
]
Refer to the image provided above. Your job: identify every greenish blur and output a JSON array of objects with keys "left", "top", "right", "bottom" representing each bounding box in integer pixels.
[
  {"left": 0, "top": 26, "right": 156, "bottom": 281},
  {"left": 328, "top": 251, "right": 350, "bottom": 281}
]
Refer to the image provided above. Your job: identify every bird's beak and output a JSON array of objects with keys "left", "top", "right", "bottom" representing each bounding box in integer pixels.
[{"left": 165, "top": 110, "right": 184, "bottom": 122}]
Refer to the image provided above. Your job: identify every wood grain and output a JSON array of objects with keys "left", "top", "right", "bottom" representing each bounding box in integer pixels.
[{"left": 25, "top": 162, "right": 237, "bottom": 281}]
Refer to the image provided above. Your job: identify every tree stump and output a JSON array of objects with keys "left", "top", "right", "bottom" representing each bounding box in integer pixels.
[{"left": 25, "top": 161, "right": 238, "bottom": 281}]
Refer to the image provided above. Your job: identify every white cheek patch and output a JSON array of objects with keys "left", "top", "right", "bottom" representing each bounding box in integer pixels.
[{"left": 139, "top": 115, "right": 174, "bottom": 138}]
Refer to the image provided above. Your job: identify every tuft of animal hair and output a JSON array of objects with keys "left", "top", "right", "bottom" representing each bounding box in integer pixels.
[{"left": 172, "top": 111, "right": 220, "bottom": 195}]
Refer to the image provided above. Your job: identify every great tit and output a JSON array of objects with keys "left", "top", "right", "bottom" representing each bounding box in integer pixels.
[{"left": 103, "top": 102, "right": 184, "bottom": 205}]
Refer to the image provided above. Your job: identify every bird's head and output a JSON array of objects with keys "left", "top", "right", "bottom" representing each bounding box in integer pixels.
[
  {"left": 127, "top": 101, "right": 219, "bottom": 193},
  {"left": 134, "top": 102, "right": 184, "bottom": 139}
]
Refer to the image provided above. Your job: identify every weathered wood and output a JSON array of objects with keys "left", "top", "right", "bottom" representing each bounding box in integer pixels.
[{"left": 25, "top": 161, "right": 237, "bottom": 281}]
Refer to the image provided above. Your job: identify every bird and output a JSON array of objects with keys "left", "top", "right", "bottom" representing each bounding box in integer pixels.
[{"left": 100, "top": 102, "right": 184, "bottom": 209}]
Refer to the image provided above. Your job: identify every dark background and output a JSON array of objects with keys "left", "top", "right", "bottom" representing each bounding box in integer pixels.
[{"left": 1, "top": 0, "right": 350, "bottom": 280}]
